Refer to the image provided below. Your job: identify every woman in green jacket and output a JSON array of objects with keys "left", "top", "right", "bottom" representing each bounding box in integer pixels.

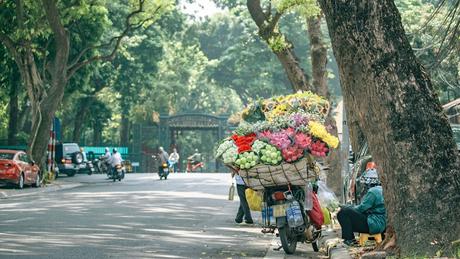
[{"left": 338, "top": 163, "right": 386, "bottom": 245}]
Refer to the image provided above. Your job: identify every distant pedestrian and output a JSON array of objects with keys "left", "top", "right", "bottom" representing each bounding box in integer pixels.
[
  {"left": 80, "top": 147, "right": 87, "bottom": 162},
  {"left": 168, "top": 148, "right": 180, "bottom": 173},
  {"left": 232, "top": 170, "right": 253, "bottom": 224}
]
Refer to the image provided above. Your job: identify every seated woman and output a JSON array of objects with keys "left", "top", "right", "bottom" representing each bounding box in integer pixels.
[{"left": 338, "top": 162, "right": 386, "bottom": 246}]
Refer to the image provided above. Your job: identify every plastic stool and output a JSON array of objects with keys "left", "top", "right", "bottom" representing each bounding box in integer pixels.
[{"left": 359, "top": 233, "right": 382, "bottom": 246}]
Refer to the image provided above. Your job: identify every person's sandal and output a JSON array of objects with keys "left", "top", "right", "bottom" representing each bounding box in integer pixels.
[{"left": 343, "top": 239, "right": 359, "bottom": 247}]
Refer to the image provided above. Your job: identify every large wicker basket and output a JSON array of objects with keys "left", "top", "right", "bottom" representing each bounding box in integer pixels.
[{"left": 232, "top": 155, "right": 319, "bottom": 190}]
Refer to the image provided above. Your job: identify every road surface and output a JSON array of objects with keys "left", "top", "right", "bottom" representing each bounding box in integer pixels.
[{"left": 0, "top": 173, "right": 320, "bottom": 258}]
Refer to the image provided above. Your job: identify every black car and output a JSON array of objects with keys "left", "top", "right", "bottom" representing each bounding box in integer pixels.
[{"left": 55, "top": 143, "right": 83, "bottom": 177}]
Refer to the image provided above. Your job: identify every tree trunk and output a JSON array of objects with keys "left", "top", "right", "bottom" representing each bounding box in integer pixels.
[
  {"left": 319, "top": 0, "right": 460, "bottom": 256},
  {"left": 93, "top": 121, "right": 103, "bottom": 146},
  {"left": 306, "top": 15, "right": 342, "bottom": 195},
  {"left": 120, "top": 113, "right": 130, "bottom": 147},
  {"left": 307, "top": 15, "right": 328, "bottom": 97},
  {"left": 246, "top": 0, "right": 312, "bottom": 92},
  {"left": 274, "top": 48, "right": 311, "bottom": 92},
  {"left": 29, "top": 78, "right": 67, "bottom": 167},
  {"left": 7, "top": 79, "right": 20, "bottom": 145},
  {"left": 18, "top": 95, "right": 32, "bottom": 135},
  {"left": 72, "top": 97, "right": 92, "bottom": 143}
]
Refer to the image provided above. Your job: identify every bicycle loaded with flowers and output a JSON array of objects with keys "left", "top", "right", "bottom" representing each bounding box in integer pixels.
[{"left": 215, "top": 91, "right": 339, "bottom": 254}]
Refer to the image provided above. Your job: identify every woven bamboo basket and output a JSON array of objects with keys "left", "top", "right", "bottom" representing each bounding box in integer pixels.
[{"left": 231, "top": 155, "right": 319, "bottom": 190}]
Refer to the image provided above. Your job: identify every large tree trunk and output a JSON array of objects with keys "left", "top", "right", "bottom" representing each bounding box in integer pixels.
[
  {"left": 319, "top": 0, "right": 460, "bottom": 256},
  {"left": 246, "top": 0, "right": 312, "bottom": 92}
]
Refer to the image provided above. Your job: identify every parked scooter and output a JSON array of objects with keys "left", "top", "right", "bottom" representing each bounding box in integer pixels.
[
  {"left": 261, "top": 185, "right": 321, "bottom": 254},
  {"left": 111, "top": 164, "right": 125, "bottom": 182}
]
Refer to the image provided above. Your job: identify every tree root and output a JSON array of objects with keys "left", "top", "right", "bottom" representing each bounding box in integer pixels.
[{"left": 376, "top": 227, "right": 399, "bottom": 256}]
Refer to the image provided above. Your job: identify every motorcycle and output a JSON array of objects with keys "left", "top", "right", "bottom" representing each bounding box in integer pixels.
[
  {"left": 159, "top": 162, "right": 169, "bottom": 180},
  {"left": 185, "top": 159, "right": 204, "bottom": 173},
  {"left": 111, "top": 164, "right": 125, "bottom": 182},
  {"left": 80, "top": 160, "right": 95, "bottom": 175},
  {"left": 94, "top": 156, "right": 110, "bottom": 175},
  {"left": 261, "top": 185, "right": 321, "bottom": 254}
]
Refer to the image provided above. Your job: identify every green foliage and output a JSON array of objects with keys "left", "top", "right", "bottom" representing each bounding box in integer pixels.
[
  {"left": 186, "top": 11, "right": 299, "bottom": 102},
  {"left": 397, "top": 0, "right": 460, "bottom": 103},
  {"left": 273, "top": 0, "right": 320, "bottom": 17},
  {"left": 268, "top": 33, "right": 290, "bottom": 52}
]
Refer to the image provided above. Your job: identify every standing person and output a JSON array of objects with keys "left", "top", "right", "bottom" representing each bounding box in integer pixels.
[
  {"left": 168, "top": 148, "right": 180, "bottom": 173},
  {"left": 337, "top": 163, "right": 386, "bottom": 246},
  {"left": 232, "top": 170, "right": 253, "bottom": 224},
  {"left": 158, "top": 147, "right": 169, "bottom": 175},
  {"left": 80, "top": 147, "right": 87, "bottom": 162}
]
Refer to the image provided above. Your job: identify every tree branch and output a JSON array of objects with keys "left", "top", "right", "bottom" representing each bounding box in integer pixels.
[
  {"left": 42, "top": 0, "right": 69, "bottom": 81},
  {"left": 0, "top": 32, "right": 19, "bottom": 59},
  {"left": 247, "top": 0, "right": 268, "bottom": 28},
  {"left": 67, "top": 0, "right": 162, "bottom": 78},
  {"left": 268, "top": 11, "right": 283, "bottom": 32}
]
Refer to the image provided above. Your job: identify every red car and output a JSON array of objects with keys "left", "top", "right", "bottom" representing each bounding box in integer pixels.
[{"left": 0, "top": 150, "right": 40, "bottom": 189}]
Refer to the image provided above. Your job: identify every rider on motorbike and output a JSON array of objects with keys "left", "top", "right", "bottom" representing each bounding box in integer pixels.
[
  {"left": 158, "top": 147, "right": 169, "bottom": 176},
  {"left": 102, "top": 148, "right": 111, "bottom": 161},
  {"left": 188, "top": 149, "right": 201, "bottom": 164},
  {"left": 109, "top": 148, "right": 123, "bottom": 176}
]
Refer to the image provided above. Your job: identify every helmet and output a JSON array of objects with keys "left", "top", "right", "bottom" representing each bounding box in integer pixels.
[
  {"left": 105, "top": 147, "right": 109, "bottom": 152},
  {"left": 113, "top": 148, "right": 117, "bottom": 153},
  {"left": 366, "top": 162, "right": 376, "bottom": 170},
  {"left": 195, "top": 149, "right": 199, "bottom": 153}
]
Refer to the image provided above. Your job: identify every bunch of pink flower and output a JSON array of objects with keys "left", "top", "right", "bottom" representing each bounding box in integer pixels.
[
  {"left": 281, "top": 144, "right": 304, "bottom": 162},
  {"left": 257, "top": 127, "right": 329, "bottom": 161},
  {"left": 267, "top": 131, "right": 291, "bottom": 149},
  {"left": 294, "top": 132, "right": 312, "bottom": 149},
  {"left": 310, "top": 140, "right": 329, "bottom": 157}
]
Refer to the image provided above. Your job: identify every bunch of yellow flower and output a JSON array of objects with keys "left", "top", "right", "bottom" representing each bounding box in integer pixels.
[
  {"left": 266, "top": 103, "right": 289, "bottom": 121},
  {"left": 308, "top": 121, "right": 339, "bottom": 148}
]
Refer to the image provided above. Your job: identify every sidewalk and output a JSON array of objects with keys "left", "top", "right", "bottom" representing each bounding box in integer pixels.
[
  {"left": 318, "top": 227, "right": 354, "bottom": 259},
  {"left": 0, "top": 177, "right": 83, "bottom": 199}
]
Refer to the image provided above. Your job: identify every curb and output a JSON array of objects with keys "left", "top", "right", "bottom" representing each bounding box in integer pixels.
[
  {"left": 0, "top": 182, "right": 83, "bottom": 199},
  {"left": 319, "top": 229, "right": 353, "bottom": 259}
]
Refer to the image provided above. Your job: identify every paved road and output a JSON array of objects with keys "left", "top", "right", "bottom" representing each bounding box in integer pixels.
[{"left": 0, "top": 173, "right": 321, "bottom": 258}]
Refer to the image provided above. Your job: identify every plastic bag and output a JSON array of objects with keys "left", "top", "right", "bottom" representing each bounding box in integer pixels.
[
  {"left": 245, "top": 188, "right": 262, "bottom": 211},
  {"left": 321, "top": 207, "right": 331, "bottom": 225},
  {"left": 307, "top": 192, "right": 324, "bottom": 228},
  {"left": 228, "top": 183, "right": 235, "bottom": 201},
  {"left": 317, "top": 181, "right": 339, "bottom": 210}
]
